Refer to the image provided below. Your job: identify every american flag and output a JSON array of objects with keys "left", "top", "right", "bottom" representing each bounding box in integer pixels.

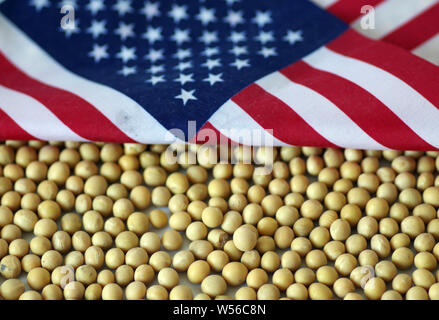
[{"left": 0, "top": 0, "right": 438, "bottom": 150}]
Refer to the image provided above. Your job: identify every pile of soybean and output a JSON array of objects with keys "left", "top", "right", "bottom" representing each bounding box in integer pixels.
[{"left": 1, "top": 141, "right": 439, "bottom": 300}]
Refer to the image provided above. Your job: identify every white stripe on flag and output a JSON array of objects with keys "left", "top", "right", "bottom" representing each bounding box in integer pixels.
[
  {"left": 412, "top": 33, "right": 439, "bottom": 66},
  {"left": 0, "top": 13, "right": 172, "bottom": 144},
  {"left": 351, "top": 0, "right": 439, "bottom": 39},
  {"left": 0, "top": 85, "right": 86, "bottom": 141},
  {"left": 310, "top": 0, "right": 339, "bottom": 9},
  {"left": 304, "top": 46, "right": 439, "bottom": 148},
  {"left": 255, "top": 72, "right": 385, "bottom": 149},
  {"left": 208, "top": 100, "right": 289, "bottom": 146}
]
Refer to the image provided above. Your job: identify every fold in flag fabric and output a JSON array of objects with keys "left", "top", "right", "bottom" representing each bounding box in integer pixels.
[
  {"left": 1, "top": 0, "right": 439, "bottom": 150},
  {"left": 311, "top": 0, "right": 439, "bottom": 65}
]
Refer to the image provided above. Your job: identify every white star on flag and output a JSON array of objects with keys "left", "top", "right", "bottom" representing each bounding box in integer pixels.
[
  {"left": 147, "top": 65, "right": 165, "bottom": 74},
  {"left": 199, "top": 31, "right": 218, "bottom": 45},
  {"left": 228, "top": 31, "right": 246, "bottom": 43},
  {"left": 203, "top": 73, "right": 223, "bottom": 86},
  {"left": 61, "top": 19, "right": 80, "bottom": 38},
  {"left": 118, "top": 66, "right": 137, "bottom": 76},
  {"left": 201, "top": 47, "right": 220, "bottom": 57},
  {"left": 114, "top": 22, "right": 135, "bottom": 41},
  {"left": 202, "top": 58, "right": 221, "bottom": 70},
  {"left": 283, "top": 29, "right": 303, "bottom": 45},
  {"left": 86, "top": 0, "right": 105, "bottom": 15},
  {"left": 30, "top": 0, "right": 50, "bottom": 11},
  {"left": 140, "top": 1, "right": 161, "bottom": 20},
  {"left": 258, "top": 47, "right": 277, "bottom": 58},
  {"left": 112, "top": 0, "right": 133, "bottom": 16},
  {"left": 146, "top": 75, "right": 166, "bottom": 86},
  {"left": 173, "top": 48, "right": 192, "bottom": 60},
  {"left": 174, "top": 61, "right": 193, "bottom": 71},
  {"left": 230, "top": 58, "right": 250, "bottom": 70},
  {"left": 224, "top": 10, "right": 245, "bottom": 27},
  {"left": 87, "top": 20, "right": 107, "bottom": 39},
  {"left": 88, "top": 43, "right": 109, "bottom": 62},
  {"left": 174, "top": 73, "right": 195, "bottom": 85},
  {"left": 175, "top": 89, "right": 197, "bottom": 105},
  {"left": 224, "top": 0, "right": 240, "bottom": 5},
  {"left": 168, "top": 4, "right": 189, "bottom": 23},
  {"left": 255, "top": 31, "right": 275, "bottom": 44},
  {"left": 252, "top": 11, "right": 272, "bottom": 27},
  {"left": 144, "top": 48, "right": 164, "bottom": 63},
  {"left": 230, "top": 45, "right": 248, "bottom": 56},
  {"left": 142, "top": 26, "right": 163, "bottom": 44},
  {"left": 171, "top": 28, "right": 191, "bottom": 45},
  {"left": 196, "top": 7, "right": 217, "bottom": 25},
  {"left": 116, "top": 46, "right": 137, "bottom": 63},
  {"left": 58, "top": 0, "right": 78, "bottom": 9}
]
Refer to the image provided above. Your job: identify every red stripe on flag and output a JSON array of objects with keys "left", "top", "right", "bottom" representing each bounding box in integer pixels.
[
  {"left": 280, "top": 61, "right": 435, "bottom": 151},
  {"left": 327, "top": 0, "right": 386, "bottom": 23},
  {"left": 0, "top": 108, "right": 37, "bottom": 141},
  {"left": 382, "top": 3, "right": 439, "bottom": 50},
  {"left": 194, "top": 122, "right": 237, "bottom": 145},
  {"left": 231, "top": 84, "right": 338, "bottom": 148},
  {"left": 327, "top": 29, "right": 439, "bottom": 109},
  {"left": 0, "top": 52, "right": 135, "bottom": 143}
]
